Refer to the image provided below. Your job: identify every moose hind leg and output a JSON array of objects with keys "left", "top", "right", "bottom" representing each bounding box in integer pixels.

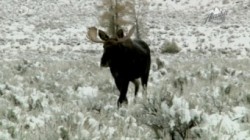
[
  {"left": 132, "top": 79, "right": 140, "bottom": 97},
  {"left": 141, "top": 72, "right": 149, "bottom": 98},
  {"left": 132, "top": 79, "right": 139, "bottom": 103}
]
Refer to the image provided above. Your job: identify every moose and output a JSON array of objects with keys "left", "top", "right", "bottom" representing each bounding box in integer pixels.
[{"left": 87, "top": 25, "right": 151, "bottom": 107}]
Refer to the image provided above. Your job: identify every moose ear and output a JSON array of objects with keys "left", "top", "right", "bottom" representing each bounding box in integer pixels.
[
  {"left": 98, "top": 30, "right": 109, "bottom": 41},
  {"left": 116, "top": 29, "right": 124, "bottom": 38}
]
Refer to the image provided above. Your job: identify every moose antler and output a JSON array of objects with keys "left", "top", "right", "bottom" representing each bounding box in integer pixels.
[
  {"left": 86, "top": 27, "right": 104, "bottom": 43},
  {"left": 87, "top": 25, "right": 135, "bottom": 43},
  {"left": 117, "top": 25, "right": 135, "bottom": 42}
]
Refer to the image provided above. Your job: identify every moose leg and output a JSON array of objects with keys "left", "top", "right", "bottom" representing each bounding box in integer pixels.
[
  {"left": 114, "top": 78, "right": 129, "bottom": 108},
  {"left": 132, "top": 79, "right": 139, "bottom": 103},
  {"left": 141, "top": 72, "right": 149, "bottom": 98},
  {"left": 142, "top": 85, "right": 147, "bottom": 99}
]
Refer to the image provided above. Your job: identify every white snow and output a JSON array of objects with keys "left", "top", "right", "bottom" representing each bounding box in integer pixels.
[
  {"left": 0, "top": 130, "right": 12, "bottom": 140},
  {"left": 77, "top": 86, "right": 98, "bottom": 99}
]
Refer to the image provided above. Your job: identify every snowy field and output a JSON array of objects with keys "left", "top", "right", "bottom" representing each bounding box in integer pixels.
[{"left": 1, "top": 0, "right": 250, "bottom": 139}]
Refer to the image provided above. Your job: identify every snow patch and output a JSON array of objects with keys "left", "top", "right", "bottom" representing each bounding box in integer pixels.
[{"left": 77, "top": 86, "right": 98, "bottom": 99}]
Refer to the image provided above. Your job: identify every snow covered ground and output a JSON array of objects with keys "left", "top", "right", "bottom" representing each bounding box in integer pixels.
[{"left": 0, "top": 0, "right": 250, "bottom": 139}]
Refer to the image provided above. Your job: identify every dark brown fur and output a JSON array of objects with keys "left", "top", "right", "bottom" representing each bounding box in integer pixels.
[{"left": 99, "top": 28, "right": 151, "bottom": 107}]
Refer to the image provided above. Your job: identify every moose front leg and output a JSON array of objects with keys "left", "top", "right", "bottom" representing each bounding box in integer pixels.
[{"left": 114, "top": 78, "right": 129, "bottom": 108}]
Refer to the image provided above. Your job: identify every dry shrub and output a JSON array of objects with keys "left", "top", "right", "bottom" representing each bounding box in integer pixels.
[{"left": 161, "top": 39, "right": 181, "bottom": 54}]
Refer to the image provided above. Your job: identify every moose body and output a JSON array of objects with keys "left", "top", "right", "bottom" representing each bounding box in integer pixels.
[{"left": 87, "top": 26, "right": 151, "bottom": 107}]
